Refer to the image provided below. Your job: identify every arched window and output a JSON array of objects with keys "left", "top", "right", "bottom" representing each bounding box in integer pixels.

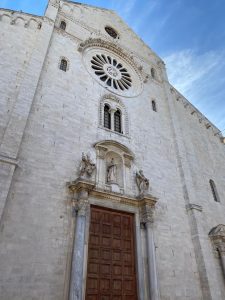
[
  {"left": 104, "top": 104, "right": 111, "bottom": 129},
  {"left": 60, "top": 21, "right": 66, "bottom": 30},
  {"left": 209, "top": 179, "right": 220, "bottom": 202},
  {"left": 151, "top": 68, "right": 156, "bottom": 79},
  {"left": 60, "top": 59, "right": 68, "bottom": 72},
  {"left": 114, "top": 109, "right": 122, "bottom": 133},
  {"left": 152, "top": 100, "right": 157, "bottom": 112}
]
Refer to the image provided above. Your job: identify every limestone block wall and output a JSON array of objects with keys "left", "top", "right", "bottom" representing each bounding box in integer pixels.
[
  {"left": 170, "top": 90, "right": 225, "bottom": 299},
  {"left": 0, "top": 1, "right": 224, "bottom": 300},
  {"left": 0, "top": 10, "right": 42, "bottom": 142}
]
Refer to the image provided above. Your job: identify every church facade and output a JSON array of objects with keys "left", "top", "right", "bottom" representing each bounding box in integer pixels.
[{"left": 0, "top": 1, "right": 225, "bottom": 299}]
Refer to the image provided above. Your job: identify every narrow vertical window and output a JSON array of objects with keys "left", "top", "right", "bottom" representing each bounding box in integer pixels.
[
  {"left": 104, "top": 104, "right": 111, "bottom": 129},
  {"left": 60, "top": 21, "right": 66, "bottom": 30},
  {"left": 209, "top": 179, "right": 220, "bottom": 202},
  {"left": 151, "top": 68, "right": 156, "bottom": 79},
  {"left": 60, "top": 59, "right": 68, "bottom": 72},
  {"left": 114, "top": 109, "right": 122, "bottom": 133},
  {"left": 152, "top": 100, "right": 157, "bottom": 112}
]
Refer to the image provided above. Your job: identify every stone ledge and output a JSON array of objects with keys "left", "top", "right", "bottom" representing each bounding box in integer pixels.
[
  {"left": 186, "top": 203, "right": 203, "bottom": 212},
  {"left": 0, "top": 154, "right": 18, "bottom": 166}
]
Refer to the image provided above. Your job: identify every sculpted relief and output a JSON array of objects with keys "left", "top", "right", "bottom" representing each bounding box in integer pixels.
[
  {"left": 77, "top": 143, "right": 151, "bottom": 198},
  {"left": 79, "top": 153, "right": 96, "bottom": 178},
  {"left": 107, "top": 158, "right": 117, "bottom": 184},
  {"left": 136, "top": 169, "right": 149, "bottom": 196}
]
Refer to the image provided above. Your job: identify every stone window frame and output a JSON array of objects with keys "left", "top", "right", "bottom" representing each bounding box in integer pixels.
[
  {"left": 58, "top": 56, "right": 70, "bottom": 72},
  {"left": 151, "top": 67, "right": 156, "bottom": 79},
  {"left": 59, "top": 20, "right": 67, "bottom": 30},
  {"left": 99, "top": 94, "right": 129, "bottom": 136},
  {"left": 151, "top": 99, "right": 157, "bottom": 112},
  {"left": 209, "top": 179, "right": 220, "bottom": 203},
  {"left": 104, "top": 25, "right": 120, "bottom": 40}
]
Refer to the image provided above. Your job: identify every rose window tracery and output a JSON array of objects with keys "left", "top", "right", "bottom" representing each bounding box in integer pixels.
[{"left": 91, "top": 54, "right": 132, "bottom": 91}]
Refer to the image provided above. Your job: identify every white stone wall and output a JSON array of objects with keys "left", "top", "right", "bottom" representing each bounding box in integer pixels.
[
  {"left": 170, "top": 90, "right": 225, "bottom": 299},
  {"left": 0, "top": 1, "right": 224, "bottom": 300},
  {"left": 0, "top": 10, "right": 42, "bottom": 141}
]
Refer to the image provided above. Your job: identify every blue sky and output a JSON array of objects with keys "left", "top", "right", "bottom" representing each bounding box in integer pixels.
[{"left": 1, "top": 0, "right": 225, "bottom": 132}]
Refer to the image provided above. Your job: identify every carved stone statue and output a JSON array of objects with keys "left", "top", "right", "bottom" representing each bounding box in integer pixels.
[
  {"left": 79, "top": 153, "right": 96, "bottom": 178},
  {"left": 136, "top": 170, "right": 149, "bottom": 195},
  {"left": 107, "top": 158, "right": 117, "bottom": 183}
]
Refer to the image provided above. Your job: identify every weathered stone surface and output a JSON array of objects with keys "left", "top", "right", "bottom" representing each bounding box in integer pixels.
[{"left": 0, "top": 1, "right": 225, "bottom": 300}]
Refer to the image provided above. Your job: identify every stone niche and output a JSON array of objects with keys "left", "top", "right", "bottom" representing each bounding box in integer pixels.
[{"left": 94, "top": 140, "right": 134, "bottom": 194}]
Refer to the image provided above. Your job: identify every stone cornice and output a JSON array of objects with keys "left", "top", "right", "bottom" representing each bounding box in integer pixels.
[{"left": 67, "top": 179, "right": 158, "bottom": 209}]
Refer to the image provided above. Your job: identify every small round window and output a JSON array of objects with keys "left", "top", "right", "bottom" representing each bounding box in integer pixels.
[
  {"left": 105, "top": 26, "right": 118, "bottom": 39},
  {"left": 91, "top": 54, "right": 132, "bottom": 91}
]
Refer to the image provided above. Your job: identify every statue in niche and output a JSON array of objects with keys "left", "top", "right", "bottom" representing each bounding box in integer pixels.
[
  {"left": 79, "top": 153, "right": 96, "bottom": 178},
  {"left": 107, "top": 158, "right": 117, "bottom": 183},
  {"left": 136, "top": 170, "right": 149, "bottom": 195}
]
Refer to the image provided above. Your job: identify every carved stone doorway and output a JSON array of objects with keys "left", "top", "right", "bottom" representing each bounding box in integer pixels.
[{"left": 85, "top": 205, "right": 138, "bottom": 300}]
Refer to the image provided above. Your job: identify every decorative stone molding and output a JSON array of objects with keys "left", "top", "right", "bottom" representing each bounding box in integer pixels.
[
  {"left": 67, "top": 178, "right": 95, "bottom": 194},
  {"left": 209, "top": 224, "right": 225, "bottom": 253},
  {"left": 78, "top": 38, "right": 141, "bottom": 73},
  {"left": 50, "top": 0, "right": 60, "bottom": 8},
  {"left": 186, "top": 203, "right": 203, "bottom": 212},
  {"left": 67, "top": 179, "right": 95, "bottom": 216},
  {"left": 170, "top": 83, "right": 222, "bottom": 142},
  {"left": 67, "top": 178, "right": 158, "bottom": 209},
  {"left": 58, "top": 56, "right": 70, "bottom": 71},
  {"left": 95, "top": 140, "right": 134, "bottom": 159},
  {"left": 139, "top": 195, "right": 158, "bottom": 225},
  {"left": 94, "top": 140, "right": 134, "bottom": 193},
  {"left": 124, "top": 153, "right": 133, "bottom": 168},
  {"left": 96, "top": 145, "right": 108, "bottom": 159},
  {"left": 79, "top": 38, "right": 143, "bottom": 98},
  {"left": 0, "top": 11, "right": 42, "bottom": 29},
  {"left": 0, "top": 155, "right": 18, "bottom": 166},
  {"left": 99, "top": 94, "right": 129, "bottom": 135}
]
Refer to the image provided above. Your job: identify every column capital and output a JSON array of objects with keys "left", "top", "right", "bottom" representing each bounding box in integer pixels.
[
  {"left": 73, "top": 199, "right": 90, "bottom": 217},
  {"left": 67, "top": 178, "right": 94, "bottom": 216},
  {"left": 67, "top": 178, "right": 95, "bottom": 194},
  {"left": 139, "top": 194, "right": 158, "bottom": 225},
  {"left": 209, "top": 224, "right": 225, "bottom": 254}
]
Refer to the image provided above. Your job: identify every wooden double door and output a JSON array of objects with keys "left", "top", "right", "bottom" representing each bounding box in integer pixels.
[{"left": 85, "top": 206, "right": 138, "bottom": 300}]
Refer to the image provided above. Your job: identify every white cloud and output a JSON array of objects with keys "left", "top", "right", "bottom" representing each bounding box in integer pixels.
[{"left": 164, "top": 49, "right": 225, "bottom": 130}]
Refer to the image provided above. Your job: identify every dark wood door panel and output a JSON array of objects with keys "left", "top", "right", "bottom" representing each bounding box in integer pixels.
[{"left": 86, "top": 206, "right": 137, "bottom": 300}]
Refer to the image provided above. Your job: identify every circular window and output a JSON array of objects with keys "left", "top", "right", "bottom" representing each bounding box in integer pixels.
[
  {"left": 83, "top": 48, "right": 143, "bottom": 97},
  {"left": 91, "top": 54, "right": 132, "bottom": 91},
  {"left": 105, "top": 26, "right": 118, "bottom": 39}
]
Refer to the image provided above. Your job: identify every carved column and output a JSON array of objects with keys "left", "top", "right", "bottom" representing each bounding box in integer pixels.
[
  {"left": 140, "top": 198, "right": 160, "bottom": 300},
  {"left": 109, "top": 107, "right": 116, "bottom": 131},
  {"left": 68, "top": 180, "right": 94, "bottom": 300}
]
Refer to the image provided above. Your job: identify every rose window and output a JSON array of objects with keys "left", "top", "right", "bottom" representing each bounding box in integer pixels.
[{"left": 91, "top": 54, "right": 132, "bottom": 91}]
